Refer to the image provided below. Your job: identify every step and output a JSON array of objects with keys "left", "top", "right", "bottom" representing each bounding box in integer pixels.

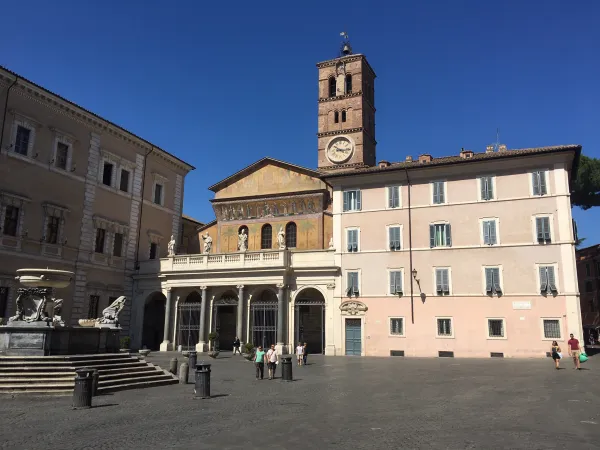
[
  {"left": 99, "top": 377, "right": 178, "bottom": 394},
  {"left": 97, "top": 366, "right": 157, "bottom": 375},
  {"left": 0, "top": 372, "right": 75, "bottom": 378},
  {"left": 0, "top": 382, "right": 75, "bottom": 390},
  {"left": 1, "top": 389, "right": 73, "bottom": 395},
  {"left": 0, "top": 377, "right": 75, "bottom": 384},
  {"left": 0, "top": 353, "right": 129, "bottom": 361},
  {"left": 0, "top": 366, "right": 76, "bottom": 373},
  {"left": 0, "top": 361, "right": 73, "bottom": 367},
  {"left": 98, "top": 372, "right": 171, "bottom": 386},
  {"left": 100, "top": 370, "right": 168, "bottom": 382}
]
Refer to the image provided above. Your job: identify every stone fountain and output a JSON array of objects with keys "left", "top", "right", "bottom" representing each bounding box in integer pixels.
[{"left": 0, "top": 269, "right": 124, "bottom": 356}]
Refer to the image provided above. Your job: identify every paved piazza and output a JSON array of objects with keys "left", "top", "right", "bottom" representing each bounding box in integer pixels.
[{"left": 1, "top": 353, "right": 599, "bottom": 449}]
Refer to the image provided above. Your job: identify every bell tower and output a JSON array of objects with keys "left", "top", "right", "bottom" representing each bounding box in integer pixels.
[{"left": 317, "top": 34, "right": 376, "bottom": 170}]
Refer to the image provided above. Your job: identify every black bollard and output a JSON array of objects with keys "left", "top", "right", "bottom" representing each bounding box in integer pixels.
[
  {"left": 179, "top": 362, "right": 189, "bottom": 384},
  {"left": 188, "top": 351, "right": 197, "bottom": 371},
  {"left": 281, "top": 356, "right": 293, "bottom": 382},
  {"left": 73, "top": 368, "right": 94, "bottom": 409},
  {"left": 91, "top": 369, "right": 99, "bottom": 396},
  {"left": 169, "top": 358, "right": 178, "bottom": 375},
  {"left": 194, "top": 362, "right": 211, "bottom": 398}
]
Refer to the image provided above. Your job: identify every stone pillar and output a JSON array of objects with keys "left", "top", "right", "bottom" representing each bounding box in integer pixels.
[
  {"left": 196, "top": 286, "right": 208, "bottom": 352},
  {"left": 236, "top": 285, "right": 244, "bottom": 345},
  {"left": 276, "top": 283, "right": 286, "bottom": 347},
  {"left": 160, "top": 288, "right": 173, "bottom": 351}
]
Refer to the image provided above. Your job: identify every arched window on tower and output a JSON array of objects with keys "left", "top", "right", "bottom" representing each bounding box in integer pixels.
[
  {"left": 334, "top": 111, "right": 339, "bottom": 124},
  {"left": 342, "top": 110, "right": 347, "bottom": 122},
  {"left": 285, "top": 222, "right": 297, "bottom": 248},
  {"left": 328, "top": 77, "right": 336, "bottom": 97},
  {"left": 261, "top": 224, "right": 272, "bottom": 249},
  {"left": 345, "top": 74, "right": 352, "bottom": 94}
]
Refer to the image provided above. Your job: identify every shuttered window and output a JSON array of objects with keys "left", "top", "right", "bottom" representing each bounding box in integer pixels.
[
  {"left": 390, "top": 318, "right": 404, "bottom": 336},
  {"left": 387, "top": 186, "right": 400, "bottom": 208},
  {"left": 484, "top": 268, "right": 502, "bottom": 295},
  {"left": 480, "top": 176, "right": 494, "bottom": 200},
  {"left": 539, "top": 266, "right": 558, "bottom": 294},
  {"left": 346, "top": 272, "right": 359, "bottom": 296},
  {"left": 535, "top": 217, "right": 551, "bottom": 243},
  {"left": 435, "top": 268, "right": 450, "bottom": 295},
  {"left": 437, "top": 318, "right": 452, "bottom": 336},
  {"left": 389, "top": 271, "right": 403, "bottom": 295},
  {"left": 388, "top": 226, "right": 401, "bottom": 251},
  {"left": 432, "top": 181, "right": 445, "bottom": 204},
  {"left": 430, "top": 224, "right": 452, "bottom": 248},
  {"left": 482, "top": 220, "right": 497, "bottom": 245},
  {"left": 532, "top": 171, "right": 547, "bottom": 196},
  {"left": 343, "top": 190, "right": 362, "bottom": 212},
  {"left": 346, "top": 229, "right": 359, "bottom": 252}
]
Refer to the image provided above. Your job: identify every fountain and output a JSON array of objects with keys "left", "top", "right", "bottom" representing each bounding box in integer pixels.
[{"left": 0, "top": 268, "right": 124, "bottom": 356}]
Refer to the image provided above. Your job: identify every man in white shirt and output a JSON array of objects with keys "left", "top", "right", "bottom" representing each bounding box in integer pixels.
[
  {"left": 266, "top": 344, "right": 278, "bottom": 380},
  {"left": 296, "top": 342, "right": 304, "bottom": 366}
]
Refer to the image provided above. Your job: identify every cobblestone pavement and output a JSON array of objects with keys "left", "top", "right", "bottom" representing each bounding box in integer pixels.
[{"left": 1, "top": 353, "right": 599, "bottom": 449}]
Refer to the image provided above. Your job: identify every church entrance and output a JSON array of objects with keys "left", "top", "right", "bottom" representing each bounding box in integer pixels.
[
  {"left": 212, "top": 293, "right": 237, "bottom": 351},
  {"left": 142, "top": 292, "right": 166, "bottom": 351},
  {"left": 250, "top": 290, "right": 278, "bottom": 349},
  {"left": 294, "top": 288, "right": 325, "bottom": 355},
  {"left": 177, "top": 291, "right": 202, "bottom": 351}
]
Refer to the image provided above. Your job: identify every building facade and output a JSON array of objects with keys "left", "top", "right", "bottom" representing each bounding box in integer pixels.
[
  {"left": 575, "top": 244, "right": 600, "bottom": 328},
  {"left": 0, "top": 66, "right": 194, "bottom": 332}
]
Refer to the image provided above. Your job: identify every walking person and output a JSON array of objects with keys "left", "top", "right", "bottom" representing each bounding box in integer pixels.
[
  {"left": 233, "top": 336, "right": 241, "bottom": 355},
  {"left": 254, "top": 345, "right": 266, "bottom": 380},
  {"left": 567, "top": 333, "right": 582, "bottom": 370},
  {"left": 303, "top": 342, "right": 308, "bottom": 365},
  {"left": 551, "top": 341, "right": 562, "bottom": 370},
  {"left": 266, "top": 344, "right": 278, "bottom": 380},
  {"left": 296, "top": 342, "right": 304, "bottom": 366}
]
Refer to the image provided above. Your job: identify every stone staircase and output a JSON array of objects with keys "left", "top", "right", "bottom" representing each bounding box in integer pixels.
[{"left": 0, "top": 353, "right": 178, "bottom": 395}]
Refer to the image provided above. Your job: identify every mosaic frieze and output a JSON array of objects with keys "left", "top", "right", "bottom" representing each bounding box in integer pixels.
[{"left": 214, "top": 196, "right": 323, "bottom": 222}]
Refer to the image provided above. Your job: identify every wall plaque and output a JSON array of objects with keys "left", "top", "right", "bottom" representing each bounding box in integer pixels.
[{"left": 512, "top": 301, "right": 532, "bottom": 310}]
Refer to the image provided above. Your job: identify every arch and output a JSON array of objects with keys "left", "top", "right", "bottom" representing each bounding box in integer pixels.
[
  {"left": 184, "top": 291, "right": 202, "bottom": 303},
  {"left": 345, "top": 74, "right": 352, "bottom": 94},
  {"left": 341, "top": 110, "right": 347, "bottom": 123},
  {"left": 334, "top": 111, "right": 339, "bottom": 124},
  {"left": 212, "top": 290, "right": 238, "bottom": 350},
  {"left": 250, "top": 288, "right": 278, "bottom": 348},
  {"left": 328, "top": 77, "right": 336, "bottom": 97},
  {"left": 285, "top": 222, "right": 297, "bottom": 248},
  {"left": 293, "top": 287, "right": 326, "bottom": 354},
  {"left": 261, "top": 223, "right": 272, "bottom": 249},
  {"left": 142, "top": 291, "right": 166, "bottom": 351},
  {"left": 293, "top": 287, "right": 326, "bottom": 305}
]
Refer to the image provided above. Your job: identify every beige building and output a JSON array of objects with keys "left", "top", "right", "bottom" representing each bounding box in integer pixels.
[{"left": 0, "top": 66, "right": 194, "bottom": 333}]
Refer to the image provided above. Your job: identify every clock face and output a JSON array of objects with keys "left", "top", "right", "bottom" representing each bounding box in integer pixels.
[{"left": 326, "top": 136, "right": 354, "bottom": 164}]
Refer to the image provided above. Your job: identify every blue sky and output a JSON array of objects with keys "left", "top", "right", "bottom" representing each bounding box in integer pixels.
[{"left": 1, "top": 1, "right": 598, "bottom": 245}]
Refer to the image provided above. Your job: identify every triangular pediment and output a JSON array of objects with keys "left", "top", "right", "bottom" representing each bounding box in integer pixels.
[{"left": 211, "top": 158, "right": 326, "bottom": 200}]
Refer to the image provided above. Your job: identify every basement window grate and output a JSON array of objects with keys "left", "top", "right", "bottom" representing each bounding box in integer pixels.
[
  {"left": 490, "top": 352, "right": 504, "bottom": 358},
  {"left": 390, "top": 350, "right": 405, "bottom": 357},
  {"left": 438, "top": 351, "right": 454, "bottom": 358}
]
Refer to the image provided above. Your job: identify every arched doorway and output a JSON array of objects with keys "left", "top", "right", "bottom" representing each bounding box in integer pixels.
[
  {"left": 142, "top": 292, "right": 166, "bottom": 351},
  {"left": 250, "top": 289, "right": 278, "bottom": 348},
  {"left": 212, "top": 291, "right": 238, "bottom": 350},
  {"left": 294, "top": 288, "right": 325, "bottom": 355},
  {"left": 177, "top": 291, "right": 202, "bottom": 351}
]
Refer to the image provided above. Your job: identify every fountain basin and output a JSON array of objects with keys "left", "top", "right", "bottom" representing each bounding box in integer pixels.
[{"left": 16, "top": 269, "right": 74, "bottom": 289}]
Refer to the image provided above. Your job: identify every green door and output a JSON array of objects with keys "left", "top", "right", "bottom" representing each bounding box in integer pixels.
[{"left": 345, "top": 318, "right": 362, "bottom": 356}]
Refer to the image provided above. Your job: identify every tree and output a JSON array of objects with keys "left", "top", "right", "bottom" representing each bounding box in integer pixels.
[{"left": 572, "top": 155, "right": 600, "bottom": 210}]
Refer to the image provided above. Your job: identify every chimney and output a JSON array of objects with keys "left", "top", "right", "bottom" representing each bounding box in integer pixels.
[
  {"left": 498, "top": 144, "right": 507, "bottom": 152},
  {"left": 405, "top": 155, "right": 413, "bottom": 162},
  {"left": 460, "top": 148, "right": 474, "bottom": 159},
  {"left": 418, "top": 154, "right": 432, "bottom": 163},
  {"left": 486, "top": 145, "right": 494, "bottom": 153},
  {"left": 378, "top": 160, "right": 390, "bottom": 168}
]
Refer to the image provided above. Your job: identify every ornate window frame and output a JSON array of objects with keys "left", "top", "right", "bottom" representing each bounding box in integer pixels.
[
  {"left": 0, "top": 191, "right": 30, "bottom": 251},
  {"left": 41, "top": 202, "right": 69, "bottom": 257},
  {"left": 92, "top": 215, "right": 129, "bottom": 265},
  {"left": 98, "top": 149, "right": 135, "bottom": 194},
  {"left": 50, "top": 127, "right": 75, "bottom": 172},
  {"left": 147, "top": 230, "right": 163, "bottom": 259},
  {"left": 151, "top": 172, "right": 168, "bottom": 206},
  {"left": 8, "top": 110, "right": 40, "bottom": 160}
]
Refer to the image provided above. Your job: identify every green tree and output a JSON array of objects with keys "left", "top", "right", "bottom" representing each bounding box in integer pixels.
[{"left": 572, "top": 155, "right": 600, "bottom": 210}]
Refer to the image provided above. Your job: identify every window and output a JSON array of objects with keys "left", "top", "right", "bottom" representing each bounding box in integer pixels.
[
  {"left": 102, "top": 162, "right": 113, "bottom": 186},
  {"left": 345, "top": 74, "right": 352, "bottom": 93},
  {"left": 45, "top": 216, "right": 60, "bottom": 244},
  {"left": 334, "top": 111, "right": 339, "bottom": 123},
  {"left": 482, "top": 220, "right": 497, "bottom": 245},
  {"left": 285, "top": 222, "right": 297, "bottom": 248},
  {"left": 484, "top": 268, "right": 502, "bottom": 295},
  {"left": 346, "top": 229, "right": 359, "bottom": 252},
  {"left": 390, "top": 318, "right": 404, "bottom": 336},
  {"left": 119, "top": 169, "right": 130, "bottom": 192},
  {"left": 0, "top": 286, "right": 8, "bottom": 318},
  {"left": 343, "top": 190, "right": 362, "bottom": 212},
  {"left": 389, "top": 271, "right": 403, "bottom": 295},
  {"left": 55, "top": 142, "right": 69, "bottom": 170},
  {"left": 488, "top": 319, "right": 505, "bottom": 338},
  {"left": 585, "top": 281, "right": 593, "bottom": 292},
  {"left": 432, "top": 181, "right": 445, "bottom": 204},
  {"left": 387, "top": 186, "right": 400, "bottom": 208},
  {"left": 14, "top": 126, "right": 31, "bottom": 156},
  {"left": 435, "top": 268, "right": 450, "bottom": 295},
  {"left": 429, "top": 223, "right": 452, "bottom": 248},
  {"left": 532, "top": 170, "right": 547, "bottom": 196},
  {"left": 88, "top": 295, "right": 99, "bottom": 319},
  {"left": 341, "top": 110, "right": 347, "bottom": 122},
  {"left": 261, "top": 224, "right": 272, "bottom": 249},
  {"left": 437, "top": 318, "right": 453, "bottom": 337},
  {"left": 328, "top": 77, "right": 336, "bottom": 97},
  {"left": 2, "top": 205, "right": 19, "bottom": 236},
  {"left": 113, "top": 233, "right": 123, "bottom": 257},
  {"left": 154, "top": 183, "right": 163, "bottom": 205},
  {"left": 536, "top": 217, "right": 551, "bottom": 243},
  {"left": 543, "top": 319, "right": 561, "bottom": 339},
  {"left": 346, "top": 271, "right": 359, "bottom": 296},
  {"left": 480, "top": 176, "right": 494, "bottom": 200},
  {"left": 539, "top": 266, "right": 558, "bottom": 294},
  {"left": 95, "top": 228, "right": 106, "bottom": 254},
  {"left": 149, "top": 242, "right": 158, "bottom": 260},
  {"left": 388, "top": 226, "right": 401, "bottom": 251},
  {"left": 586, "top": 263, "right": 591, "bottom": 277}
]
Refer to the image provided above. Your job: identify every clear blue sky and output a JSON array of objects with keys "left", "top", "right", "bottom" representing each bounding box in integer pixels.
[{"left": 1, "top": 1, "right": 598, "bottom": 245}]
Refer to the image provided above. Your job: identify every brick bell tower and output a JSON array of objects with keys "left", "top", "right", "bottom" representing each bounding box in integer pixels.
[{"left": 317, "top": 34, "right": 376, "bottom": 170}]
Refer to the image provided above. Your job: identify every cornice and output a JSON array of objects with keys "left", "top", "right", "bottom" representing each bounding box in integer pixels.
[
  {"left": 318, "top": 91, "right": 363, "bottom": 103},
  {"left": 316, "top": 54, "right": 364, "bottom": 69},
  {"left": 211, "top": 189, "right": 327, "bottom": 204},
  {"left": 318, "top": 162, "right": 371, "bottom": 173},
  {"left": 318, "top": 127, "right": 362, "bottom": 138}
]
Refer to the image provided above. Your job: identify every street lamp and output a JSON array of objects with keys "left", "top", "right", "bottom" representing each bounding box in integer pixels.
[{"left": 412, "top": 268, "right": 418, "bottom": 281}]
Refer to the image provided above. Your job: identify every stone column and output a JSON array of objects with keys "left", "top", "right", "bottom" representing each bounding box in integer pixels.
[
  {"left": 197, "top": 286, "right": 208, "bottom": 352},
  {"left": 160, "top": 288, "right": 173, "bottom": 351},
  {"left": 276, "top": 284, "right": 288, "bottom": 354},
  {"left": 236, "top": 285, "right": 244, "bottom": 345}
]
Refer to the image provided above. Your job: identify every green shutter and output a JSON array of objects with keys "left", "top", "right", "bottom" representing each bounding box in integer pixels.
[
  {"left": 356, "top": 190, "right": 362, "bottom": 210},
  {"left": 493, "top": 268, "right": 502, "bottom": 294},
  {"left": 485, "top": 268, "right": 493, "bottom": 293},
  {"left": 539, "top": 266, "right": 548, "bottom": 292},
  {"left": 483, "top": 221, "right": 490, "bottom": 245},
  {"left": 445, "top": 224, "right": 452, "bottom": 247},
  {"left": 539, "top": 171, "right": 547, "bottom": 195},
  {"left": 547, "top": 267, "right": 557, "bottom": 292},
  {"left": 430, "top": 225, "right": 435, "bottom": 248},
  {"left": 343, "top": 191, "right": 349, "bottom": 211},
  {"left": 489, "top": 221, "right": 497, "bottom": 245},
  {"left": 532, "top": 172, "right": 540, "bottom": 195}
]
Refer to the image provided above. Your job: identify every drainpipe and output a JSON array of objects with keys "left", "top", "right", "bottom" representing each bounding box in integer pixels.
[
  {"left": 404, "top": 167, "right": 414, "bottom": 324},
  {"left": 0, "top": 76, "right": 18, "bottom": 153},
  {"left": 134, "top": 146, "right": 154, "bottom": 270}
]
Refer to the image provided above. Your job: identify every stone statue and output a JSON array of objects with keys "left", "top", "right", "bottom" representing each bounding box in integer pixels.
[
  {"left": 52, "top": 299, "right": 65, "bottom": 327},
  {"left": 9, "top": 288, "right": 53, "bottom": 324},
  {"left": 329, "top": 237, "right": 335, "bottom": 249},
  {"left": 96, "top": 296, "right": 127, "bottom": 327},
  {"left": 238, "top": 229, "right": 248, "bottom": 252},
  {"left": 167, "top": 235, "right": 176, "bottom": 257},
  {"left": 202, "top": 232, "right": 213, "bottom": 254},
  {"left": 277, "top": 226, "right": 286, "bottom": 249}
]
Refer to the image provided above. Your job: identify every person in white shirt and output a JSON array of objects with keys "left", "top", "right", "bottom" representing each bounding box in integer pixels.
[
  {"left": 296, "top": 343, "right": 304, "bottom": 366},
  {"left": 266, "top": 344, "right": 278, "bottom": 380}
]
